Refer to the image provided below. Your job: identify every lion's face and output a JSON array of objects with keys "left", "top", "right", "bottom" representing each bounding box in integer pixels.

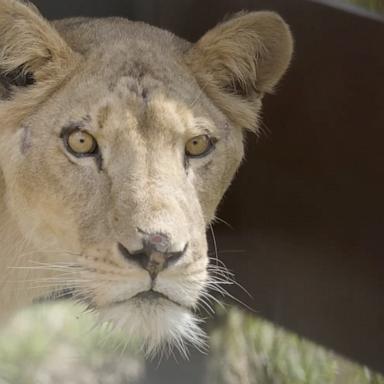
[
  {"left": 0, "top": 1, "right": 292, "bottom": 354},
  {"left": 1, "top": 50, "right": 244, "bottom": 352}
]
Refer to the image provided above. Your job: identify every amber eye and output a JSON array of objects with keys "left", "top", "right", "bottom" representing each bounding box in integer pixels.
[
  {"left": 64, "top": 129, "right": 98, "bottom": 156},
  {"left": 185, "top": 135, "right": 215, "bottom": 158}
]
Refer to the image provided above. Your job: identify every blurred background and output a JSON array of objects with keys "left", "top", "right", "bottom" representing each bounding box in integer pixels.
[{"left": 1, "top": 0, "right": 383, "bottom": 383}]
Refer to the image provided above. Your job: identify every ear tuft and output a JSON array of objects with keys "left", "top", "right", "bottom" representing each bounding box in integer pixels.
[
  {"left": 0, "top": 0, "right": 76, "bottom": 90},
  {"left": 185, "top": 11, "right": 294, "bottom": 132}
]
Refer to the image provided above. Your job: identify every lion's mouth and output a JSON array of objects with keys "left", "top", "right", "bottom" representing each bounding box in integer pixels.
[
  {"left": 36, "top": 288, "right": 189, "bottom": 311},
  {"left": 133, "top": 290, "right": 169, "bottom": 301},
  {"left": 112, "top": 289, "right": 187, "bottom": 309}
]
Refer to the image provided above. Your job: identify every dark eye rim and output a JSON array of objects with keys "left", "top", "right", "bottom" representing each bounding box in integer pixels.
[
  {"left": 185, "top": 135, "right": 218, "bottom": 159},
  {"left": 60, "top": 126, "right": 99, "bottom": 158}
]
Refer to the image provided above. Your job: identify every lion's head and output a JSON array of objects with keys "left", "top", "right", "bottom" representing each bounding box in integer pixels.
[{"left": 0, "top": 0, "right": 292, "bottom": 355}]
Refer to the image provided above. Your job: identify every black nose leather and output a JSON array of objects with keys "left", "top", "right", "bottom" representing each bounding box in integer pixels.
[{"left": 118, "top": 235, "right": 187, "bottom": 279}]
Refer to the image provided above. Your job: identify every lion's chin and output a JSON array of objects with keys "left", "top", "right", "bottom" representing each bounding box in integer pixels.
[{"left": 97, "top": 297, "right": 206, "bottom": 358}]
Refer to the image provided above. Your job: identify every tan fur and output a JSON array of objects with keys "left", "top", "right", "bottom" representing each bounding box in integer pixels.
[{"left": 0, "top": 0, "right": 293, "bottom": 353}]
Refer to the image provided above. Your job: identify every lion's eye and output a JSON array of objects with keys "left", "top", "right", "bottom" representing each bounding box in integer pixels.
[
  {"left": 65, "top": 130, "right": 98, "bottom": 156},
  {"left": 185, "top": 135, "right": 215, "bottom": 158}
]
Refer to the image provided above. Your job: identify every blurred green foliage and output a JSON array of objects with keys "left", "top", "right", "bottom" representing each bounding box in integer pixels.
[
  {"left": 346, "top": 0, "right": 384, "bottom": 14},
  {"left": 207, "top": 307, "right": 384, "bottom": 384},
  {"left": 0, "top": 303, "right": 383, "bottom": 384},
  {"left": 0, "top": 304, "right": 143, "bottom": 384}
]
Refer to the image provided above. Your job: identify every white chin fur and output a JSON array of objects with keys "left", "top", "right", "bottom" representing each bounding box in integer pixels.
[{"left": 97, "top": 299, "right": 206, "bottom": 358}]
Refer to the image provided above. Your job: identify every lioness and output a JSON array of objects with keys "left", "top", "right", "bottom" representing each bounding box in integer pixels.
[{"left": 0, "top": 0, "right": 293, "bottom": 355}]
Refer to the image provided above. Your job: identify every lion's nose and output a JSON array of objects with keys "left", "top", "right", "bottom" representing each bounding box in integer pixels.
[{"left": 118, "top": 233, "right": 187, "bottom": 279}]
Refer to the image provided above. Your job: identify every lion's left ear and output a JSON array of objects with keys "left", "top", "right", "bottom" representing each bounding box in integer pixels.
[
  {"left": 185, "top": 11, "right": 293, "bottom": 132},
  {"left": 0, "top": 0, "right": 77, "bottom": 94}
]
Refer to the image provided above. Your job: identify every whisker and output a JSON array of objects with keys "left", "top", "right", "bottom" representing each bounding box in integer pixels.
[
  {"left": 200, "top": 290, "right": 226, "bottom": 310},
  {"left": 27, "top": 282, "right": 85, "bottom": 290},
  {"left": 212, "top": 216, "right": 234, "bottom": 229},
  {"left": 205, "top": 282, "right": 232, "bottom": 297},
  {"left": 208, "top": 259, "right": 253, "bottom": 299},
  {"left": 210, "top": 284, "right": 255, "bottom": 313},
  {"left": 208, "top": 249, "right": 247, "bottom": 255},
  {"left": 15, "top": 248, "right": 82, "bottom": 260},
  {"left": 196, "top": 296, "right": 215, "bottom": 315},
  {"left": 8, "top": 264, "right": 79, "bottom": 272},
  {"left": 207, "top": 266, "right": 235, "bottom": 278},
  {"left": 209, "top": 224, "right": 219, "bottom": 266}
]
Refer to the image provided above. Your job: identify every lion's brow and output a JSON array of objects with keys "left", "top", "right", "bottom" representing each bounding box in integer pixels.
[{"left": 60, "top": 116, "right": 90, "bottom": 136}]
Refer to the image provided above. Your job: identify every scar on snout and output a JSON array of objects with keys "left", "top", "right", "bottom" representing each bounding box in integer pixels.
[
  {"left": 20, "top": 126, "right": 31, "bottom": 154},
  {"left": 128, "top": 80, "right": 149, "bottom": 103},
  {"left": 97, "top": 105, "right": 111, "bottom": 129}
]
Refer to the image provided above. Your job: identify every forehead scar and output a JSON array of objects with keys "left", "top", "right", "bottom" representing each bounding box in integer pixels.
[
  {"left": 141, "top": 88, "right": 149, "bottom": 103},
  {"left": 20, "top": 126, "right": 31, "bottom": 154},
  {"left": 97, "top": 105, "right": 111, "bottom": 130}
]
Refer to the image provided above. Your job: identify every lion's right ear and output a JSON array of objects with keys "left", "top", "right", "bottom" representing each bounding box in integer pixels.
[{"left": 0, "top": 0, "right": 76, "bottom": 96}]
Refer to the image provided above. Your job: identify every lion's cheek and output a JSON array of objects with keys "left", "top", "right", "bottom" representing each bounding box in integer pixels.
[{"left": 6, "top": 179, "right": 81, "bottom": 250}]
